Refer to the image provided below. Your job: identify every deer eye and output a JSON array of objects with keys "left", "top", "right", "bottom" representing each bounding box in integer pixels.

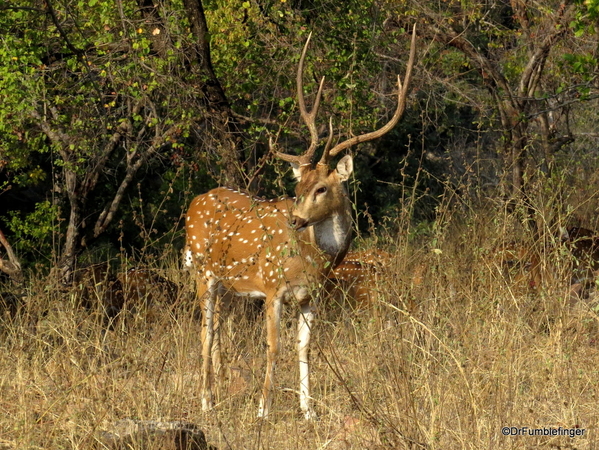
[{"left": 315, "top": 186, "right": 327, "bottom": 195}]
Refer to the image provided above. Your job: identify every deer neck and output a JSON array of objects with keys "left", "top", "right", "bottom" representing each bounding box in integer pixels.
[{"left": 309, "top": 206, "right": 352, "bottom": 263}]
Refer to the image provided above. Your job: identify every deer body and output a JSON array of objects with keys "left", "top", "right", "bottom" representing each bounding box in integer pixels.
[
  {"left": 185, "top": 28, "right": 416, "bottom": 419},
  {"left": 329, "top": 250, "right": 390, "bottom": 309}
]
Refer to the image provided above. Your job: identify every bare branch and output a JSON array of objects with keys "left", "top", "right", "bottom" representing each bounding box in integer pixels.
[
  {"left": 93, "top": 124, "right": 182, "bottom": 237},
  {"left": 518, "top": 5, "right": 575, "bottom": 98},
  {"left": 0, "top": 228, "right": 23, "bottom": 283},
  {"left": 81, "top": 99, "right": 144, "bottom": 196}
]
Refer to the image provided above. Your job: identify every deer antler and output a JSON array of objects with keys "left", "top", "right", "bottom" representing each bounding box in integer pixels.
[
  {"left": 318, "top": 25, "right": 417, "bottom": 166},
  {"left": 275, "top": 33, "right": 325, "bottom": 167},
  {"left": 275, "top": 26, "right": 417, "bottom": 168}
]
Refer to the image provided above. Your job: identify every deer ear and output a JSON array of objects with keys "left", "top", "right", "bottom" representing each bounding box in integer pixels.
[
  {"left": 290, "top": 162, "right": 303, "bottom": 181},
  {"left": 336, "top": 154, "right": 353, "bottom": 181}
]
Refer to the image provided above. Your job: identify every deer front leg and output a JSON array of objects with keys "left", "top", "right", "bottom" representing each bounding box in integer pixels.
[
  {"left": 298, "top": 301, "right": 316, "bottom": 419},
  {"left": 258, "top": 294, "right": 283, "bottom": 419},
  {"left": 200, "top": 281, "right": 217, "bottom": 411},
  {"left": 212, "top": 293, "right": 224, "bottom": 386}
]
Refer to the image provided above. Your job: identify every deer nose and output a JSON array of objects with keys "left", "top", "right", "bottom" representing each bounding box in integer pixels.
[{"left": 291, "top": 215, "right": 309, "bottom": 231}]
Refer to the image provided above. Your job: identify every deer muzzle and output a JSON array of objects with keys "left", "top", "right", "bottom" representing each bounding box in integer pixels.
[{"left": 291, "top": 215, "right": 309, "bottom": 232}]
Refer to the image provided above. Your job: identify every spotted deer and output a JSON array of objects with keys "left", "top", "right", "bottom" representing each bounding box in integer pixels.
[
  {"left": 328, "top": 250, "right": 392, "bottom": 310},
  {"left": 493, "top": 241, "right": 542, "bottom": 293},
  {"left": 185, "top": 28, "right": 416, "bottom": 419},
  {"left": 561, "top": 226, "right": 599, "bottom": 297}
]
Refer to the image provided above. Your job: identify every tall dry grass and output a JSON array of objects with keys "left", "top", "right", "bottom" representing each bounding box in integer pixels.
[{"left": 2, "top": 193, "right": 599, "bottom": 449}]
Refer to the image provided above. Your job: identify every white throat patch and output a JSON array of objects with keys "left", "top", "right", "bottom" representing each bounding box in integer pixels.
[{"left": 313, "top": 212, "right": 351, "bottom": 256}]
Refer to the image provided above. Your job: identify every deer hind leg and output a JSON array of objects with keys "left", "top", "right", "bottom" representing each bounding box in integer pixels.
[
  {"left": 258, "top": 293, "right": 283, "bottom": 419},
  {"left": 298, "top": 301, "right": 316, "bottom": 419},
  {"left": 200, "top": 278, "right": 218, "bottom": 411}
]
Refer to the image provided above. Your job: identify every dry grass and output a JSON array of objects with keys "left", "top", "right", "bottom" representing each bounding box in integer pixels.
[{"left": 1, "top": 208, "right": 599, "bottom": 449}]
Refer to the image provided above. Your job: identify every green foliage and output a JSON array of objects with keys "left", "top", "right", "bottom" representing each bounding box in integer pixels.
[
  {"left": 571, "top": 0, "right": 599, "bottom": 36},
  {"left": 0, "top": 0, "right": 225, "bottom": 266},
  {"left": 206, "top": 0, "right": 407, "bottom": 138},
  {"left": 0, "top": 5, "right": 47, "bottom": 180},
  {"left": 562, "top": 53, "right": 597, "bottom": 81},
  {"left": 2, "top": 200, "right": 60, "bottom": 261}
]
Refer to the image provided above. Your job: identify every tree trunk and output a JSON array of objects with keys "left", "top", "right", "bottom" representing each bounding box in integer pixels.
[
  {"left": 60, "top": 168, "right": 80, "bottom": 282},
  {"left": 182, "top": 0, "right": 246, "bottom": 188}
]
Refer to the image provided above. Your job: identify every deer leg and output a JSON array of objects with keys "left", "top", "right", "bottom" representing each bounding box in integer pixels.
[
  {"left": 258, "top": 293, "right": 283, "bottom": 419},
  {"left": 200, "top": 279, "right": 217, "bottom": 411},
  {"left": 298, "top": 301, "right": 316, "bottom": 419},
  {"left": 212, "top": 291, "right": 223, "bottom": 386}
]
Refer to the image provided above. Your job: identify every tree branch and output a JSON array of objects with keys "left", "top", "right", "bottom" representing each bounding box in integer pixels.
[
  {"left": 182, "top": 0, "right": 230, "bottom": 109},
  {"left": 430, "top": 24, "right": 513, "bottom": 100},
  {"left": 518, "top": 5, "right": 575, "bottom": 98},
  {"left": 0, "top": 228, "right": 23, "bottom": 283},
  {"left": 81, "top": 98, "right": 145, "bottom": 196},
  {"left": 93, "top": 124, "right": 182, "bottom": 237}
]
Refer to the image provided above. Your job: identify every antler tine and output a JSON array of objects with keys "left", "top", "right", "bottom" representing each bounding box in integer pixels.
[
  {"left": 322, "top": 24, "right": 417, "bottom": 162},
  {"left": 275, "top": 32, "right": 325, "bottom": 167},
  {"left": 318, "top": 117, "right": 335, "bottom": 166},
  {"left": 297, "top": 32, "right": 326, "bottom": 165}
]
